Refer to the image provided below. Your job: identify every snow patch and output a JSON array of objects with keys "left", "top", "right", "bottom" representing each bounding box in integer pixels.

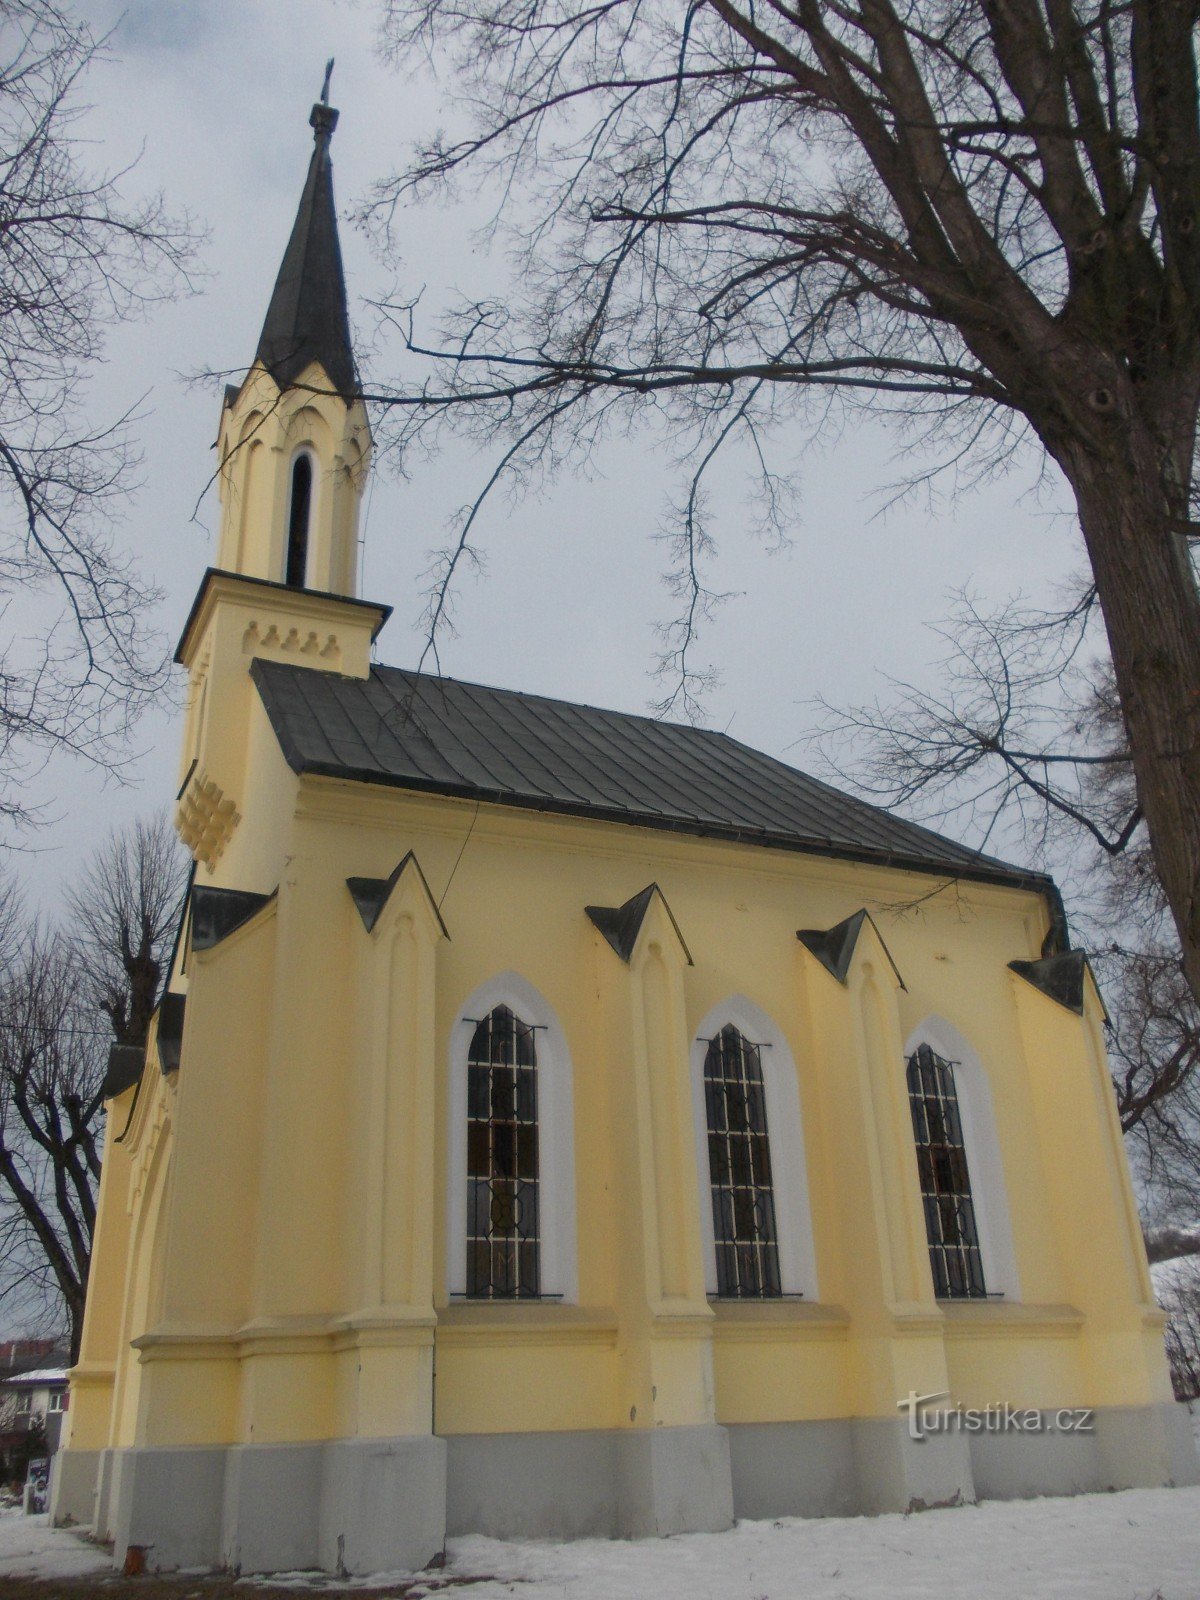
[{"left": 0, "top": 1510, "right": 109, "bottom": 1580}]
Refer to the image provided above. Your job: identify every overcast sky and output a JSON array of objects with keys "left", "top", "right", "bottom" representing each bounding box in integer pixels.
[{"left": 16, "top": 0, "right": 1082, "bottom": 906}]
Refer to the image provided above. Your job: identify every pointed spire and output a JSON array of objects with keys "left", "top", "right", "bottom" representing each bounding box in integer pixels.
[{"left": 255, "top": 64, "right": 357, "bottom": 398}]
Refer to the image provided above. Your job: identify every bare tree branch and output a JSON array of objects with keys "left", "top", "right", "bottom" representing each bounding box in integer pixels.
[
  {"left": 0, "top": 813, "right": 186, "bottom": 1358},
  {"left": 0, "top": 1, "right": 200, "bottom": 835},
  {"left": 360, "top": 0, "right": 1200, "bottom": 1023}
]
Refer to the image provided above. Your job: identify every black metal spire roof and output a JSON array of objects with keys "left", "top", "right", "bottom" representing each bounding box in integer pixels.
[{"left": 254, "top": 68, "right": 356, "bottom": 397}]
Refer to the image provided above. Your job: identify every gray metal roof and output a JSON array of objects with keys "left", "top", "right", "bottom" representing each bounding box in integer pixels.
[{"left": 251, "top": 658, "right": 1047, "bottom": 889}]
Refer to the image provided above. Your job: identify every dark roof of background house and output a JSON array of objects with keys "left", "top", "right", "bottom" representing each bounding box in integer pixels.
[{"left": 251, "top": 658, "right": 1048, "bottom": 890}]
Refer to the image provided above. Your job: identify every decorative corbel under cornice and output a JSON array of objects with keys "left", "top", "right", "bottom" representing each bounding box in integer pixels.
[
  {"left": 796, "top": 908, "right": 906, "bottom": 990},
  {"left": 585, "top": 882, "right": 693, "bottom": 966},
  {"left": 346, "top": 851, "right": 449, "bottom": 939},
  {"left": 191, "top": 885, "right": 277, "bottom": 952},
  {"left": 1009, "top": 950, "right": 1106, "bottom": 1019}
]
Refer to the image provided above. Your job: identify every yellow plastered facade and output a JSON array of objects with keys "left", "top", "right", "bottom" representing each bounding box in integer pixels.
[{"left": 68, "top": 626, "right": 1175, "bottom": 1455}]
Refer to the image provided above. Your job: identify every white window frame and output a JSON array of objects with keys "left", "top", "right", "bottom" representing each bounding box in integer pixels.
[
  {"left": 903, "top": 1016, "right": 1020, "bottom": 1301},
  {"left": 447, "top": 972, "right": 578, "bottom": 1303},
  {"left": 47, "top": 1391, "right": 64, "bottom": 1413},
  {"left": 690, "top": 995, "right": 819, "bottom": 1300}
]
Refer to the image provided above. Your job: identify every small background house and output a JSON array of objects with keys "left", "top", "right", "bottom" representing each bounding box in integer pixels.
[{"left": 1, "top": 1366, "right": 69, "bottom": 1493}]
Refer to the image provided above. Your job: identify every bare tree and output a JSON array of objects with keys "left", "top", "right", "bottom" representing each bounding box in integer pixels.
[
  {"left": 364, "top": 0, "right": 1200, "bottom": 1015},
  {"left": 813, "top": 587, "right": 1200, "bottom": 1221},
  {"left": 0, "top": 1, "right": 196, "bottom": 831},
  {"left": 1154, "top": 1254, "right": 1200, "bottom": 1400},
  {"left": 0, "top": 921, "right": 106, "bottom": 1361},
  {"left": 0, "top": 815, "right": 185, "bottom": 1360},
  {"left": 66, "top": 813, "right": 186, "bottom": 1049}
]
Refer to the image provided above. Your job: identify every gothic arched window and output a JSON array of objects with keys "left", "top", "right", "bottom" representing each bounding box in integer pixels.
[
  {"left": 466, "top": 1004, "right": 540, "bottom": 1298},
  {"left": 906, "top": 1043, "right": 988, "bottom": 1299},
  {"left": 703, "top": 1023, "right": 781, "bottom": 1298},
  {"left": 285, "top": 452, "right": 313, "bottom": 588}
]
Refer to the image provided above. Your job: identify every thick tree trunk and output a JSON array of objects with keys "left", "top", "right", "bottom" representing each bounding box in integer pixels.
[
  {"left": 68, "top": 1294, "right": 85, "bottom": 1366},
  {"left": 1063, "top": 434, "right": 1200, "bottom": 1008}
]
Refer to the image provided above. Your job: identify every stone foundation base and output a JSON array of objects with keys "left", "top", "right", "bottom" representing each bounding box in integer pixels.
[
  {"left": 727, "top": 1401, "right": 1200, "bottom": 1519},
  {"left": 1094, "top": 1401, "right": 1200, "bottom": 1492},
  {"left": 100, "top": 1436, "right": 446, "bottom": 1575},
  {"left": 318, "top": 1438, "right": 448, "bottom": 1576},
  {"left": 445, "top": 1424, "right": 733, "bottom": 1539},
  {"left": 617, "top": 1424, "right": 733, "bottom": 1537},
  {"left": 49, "top": 1449, "right": 102, "bottom": 1528},
  {"left": 51, "top": 1401, "right": 1199, "bottom": 1575}
]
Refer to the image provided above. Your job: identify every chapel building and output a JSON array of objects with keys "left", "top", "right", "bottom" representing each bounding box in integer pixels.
[{"left": 50, "top": 90, "right": 1198, "bottom": 1576}]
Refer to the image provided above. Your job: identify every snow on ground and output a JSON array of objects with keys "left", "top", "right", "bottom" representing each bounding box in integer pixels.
[
  {"left": 4, "top": 1488, "right": 1200, "bottom": 1597},
  {"left": 0, "top": 1508, "right": 108, "bottom": 1581},
  {"left": 430, "top": 1489, "right": 1200, "bottom": 1600}
]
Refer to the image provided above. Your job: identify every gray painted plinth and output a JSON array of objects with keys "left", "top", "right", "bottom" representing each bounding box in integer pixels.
[
  {"left": 946, "top": 1402, "right": 1199, "bottom": 1503},
  {"left": 616, "top": 1425, "right": 733, "bottom": 1537},
  {"left": 968, "top": 1416, "right": 1102, "bottom": 1501},
  {"left": 446, "top": 1430, "right": 618, "bottom": 1538},
  {"left": 66, "top": 1400, "right": 1200, "bottom": 1575},
  {"left": 725, "top": 1415, "right": 1163, "bottom": 1518},
  {"left": 1162, "top": 1400, "right": 1200, "bottom": 1487},
  {"left": 1095, "top": 1402, "right": 1200, "bottom": 1491},
  {"left": 93, "top": 1446, "right": 119, "bottom": 1542},
  {"left": 447, "top": 1425, "right": 732, "bottom": 1539},
  {"left": 222, "top": 1443, "right": 323, "bottom": 1574},
  {"left": 318, "top": 1437, "right": 447, "bottom": 1576},
  {"left": 851, "top": 1417, "right": 976, "bottom": 1514},
  {"left": 113, "top": 1444, "right": 227, "bottom": 1571},
  {"left": 727, "top": 1420, "right": 859, "bottom": 1519},
  {"left": 49, "top": 1448, "right": 101, "bottom": 1528},
  {"left": 108, "top": 1436, "right": 446, "bottom": 1575}
]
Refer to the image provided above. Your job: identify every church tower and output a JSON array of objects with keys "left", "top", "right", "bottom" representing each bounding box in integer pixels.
[
  {"left": 174, "top": 81, "right": 388, "bottom": 875},
  {"left": 215, "top": 84, "right": 369, "bottom": 596}
]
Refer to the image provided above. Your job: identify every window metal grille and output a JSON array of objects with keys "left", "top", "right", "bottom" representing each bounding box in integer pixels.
[
  {"left": 466, "top": 1004, "right": 540, "bottom": 1297},
  {"left": 906, "top": 1043, "right": 987, "bottom": 1299},
  {"left": 703, "top": 1024, "right": 781, "bottom": 1298}
]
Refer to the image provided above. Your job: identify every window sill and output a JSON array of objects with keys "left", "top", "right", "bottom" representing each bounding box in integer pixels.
[{"left": 436, "top": 1302, "right": 618, "bottom": 1348}]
